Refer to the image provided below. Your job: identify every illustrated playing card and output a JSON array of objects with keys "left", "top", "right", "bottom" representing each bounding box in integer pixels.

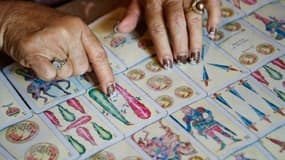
[
  {"left": 86, "top": 138, "right": 150, "bottom": 160},
  {"left": 225, "top": 142, "right": 274, "bottom": 160},
  {"left": 177, "top": 38, "right": 248, "bottom": 95},
  {"left": 213, "top": 20, "right": 283, "bottom": 71},
  {"left": 225, "top": 0, "right": 275, "bottom": 15},
  {"left": 85, "top": 74, "right": 166, "bottom": 137},
  {"left": 0, "top": 114, "right": 79, "bottom": 160},
  {"left": 170, "top": 98, "right": 256, "bottom": 159},
  {"left": 124, "top": 57, "right": 206, "bottom": 114},
  {"left": 3, "top": 63, "right": 85, "bottom": 113},
  {"left": 260, "top": 125, "right": 285, "bottom": 159},
  {"left": 90, "top": 7, "right": 154, "bottom": 68},
  {"left": 211, "top": 76, "right": 285, "bottom": 137},
  {"left": 0, "top": 72, "right": 32, "bottom": 130},
  {"left": 251, "top": 55, "right": 285, "bottom": 103},
  {"left": 40, "top": 96, "right": 123, "bottom": 160},
  {"left": 131, "top": 118, "right": 211, "bottom": 160},
  {"left": 244, "top": 3, "right": 285, "bottom": 46}
]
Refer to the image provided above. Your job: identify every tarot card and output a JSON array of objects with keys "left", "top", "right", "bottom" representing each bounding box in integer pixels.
[
  {"left": 251, "top": 55, "right": 285, "bottom": 103},
  {"left": 210, "top": 76, "right": 285, "bottom": 138},
  {"left": 225, "top": 0, "right": 275, "bottom": 15},
  {"left": 177, "top": 38, "right": 248, "bottom": 95},
  {"left": 86, "top": 138, "right": 150, "bottom": 160},
  {"left": 0, "top": 72, "right": 32, "bottom": 130},
  {"left": 3, "top": 63, "right": 85, "bottom": 113},
  {"left": 225, "top": 142, "right": 274, "bottom": 160},
  {"left": 85, "top": 74, "right": 166, "bottom": 137},
  {"left": 131, "top": 118, "right": 212, "bottom": 160},
  {"left": 244, "top": 3, "right": 285, "bottom": 46},
  {"left": 214, "top": 20, "right": 284, "bottom": 71},
  {"left": 0, "top": 145, "right": 14, "bottom": 160},
  {"left": 260, "top": 125, "right": 285, "bottom": 159},
  {"left": 123, "top": 57, "right": 206, "bottom": 114},
  {"left": 0, "top": 114, "right": 79, "bottom": 160},
  {"left": 170, "top": 98, "right": 256, "bottom": 159},
  {"left": 40, "top": 96, "right": 123, "bottom": 160},
  {"left": 90, "top": 7, "right": 154, "bottom": 68}
]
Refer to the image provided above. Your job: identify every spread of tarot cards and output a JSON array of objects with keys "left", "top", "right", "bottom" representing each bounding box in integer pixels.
[{"left": 1, "top": 0, "right": 285, "bottom": 159}]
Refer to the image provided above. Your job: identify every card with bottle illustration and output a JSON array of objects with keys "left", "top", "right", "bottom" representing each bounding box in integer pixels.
[
  {"left": 0, "top": 114, "right": 79, "bottom": 160},
  {"left": 244, "top": 3, "right": 285, "bottom": 46},
  {"left": 210, "top": 76, "right": 285, "bottom": 137},
  {"left": 260, "top": 125, "right": 285, "bottom": 159},
  {"left": 225, "top": 142, "right": 274, "bottom": 160},
  {"left": 178, "top": 38, "right": 248, "bottom": 95},
  {"left": 213, "top": 20, "right": 284, "bottom": 71},
  {"left": 85, "top": 74, "right": 166, "bottom": 137},
  {"left": 225, "top": 0, "right": 275, "bottom": 14},
  {"left": 123, "top": 57, "right": 206, "bottom": 114},
  {"left": 251, "top": 55, "right": 285, "bottom": 103},
  {"left": 131, "top": 117, "right": 213, "bottom": 160},
  {"left": 3, "top": 63, "right": 85, "bottom": 113},
  {"left": 170, "top": 98, "right": 256, "bottom": 159},
  {"left": 0, "top": 72, "right": 32, "bottom": 130},
  {"left": 90, "top": 7, "right": 155, "bottom": 68},
  {"left": 39, "top": 96, "right": 123, "bottom": 160},
  {"left": 85, "top": 138, "right": 151, "bottom": 159}
]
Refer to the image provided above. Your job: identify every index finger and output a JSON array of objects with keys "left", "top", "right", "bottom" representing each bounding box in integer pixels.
[{"left": 82, "top": 25, "right": 115, "bottom": 96}]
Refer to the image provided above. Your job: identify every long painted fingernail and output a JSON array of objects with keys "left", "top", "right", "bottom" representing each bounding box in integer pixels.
[
  {"left": 113, "top": 21, "right": 120, "bottom": 33},
  {"left": 162, "top": 57, "right": 173, "bottom": 70},
  {"left": 107, "top": 83, "right": 116, "bottom": 98},
  {"left": 176, "top": 54, "right": 189, "bottom": 64},
  {"left": 208, "top": 27, "right": 218, "bottom": 40},
  {"left": 190, "top": 49, "right": 201, "bottom": 64}
]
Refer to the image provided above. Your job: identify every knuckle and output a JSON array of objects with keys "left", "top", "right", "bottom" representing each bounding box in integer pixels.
[
  {"left": 188, "top": 16, "right": 202, "bottom": 25},
  {"left": 90, "top": 50, "right": 108, "bottom": 63},
  {"left": 170, "top": 13, "right": 186, "bottom": 28},
  {"left": 149, "top": 22, "right": 165, "bottom": 35}
]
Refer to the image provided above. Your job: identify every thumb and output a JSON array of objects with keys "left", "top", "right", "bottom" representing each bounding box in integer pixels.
[{"left": 117, "top": 0, "right": 141, "bottom": 33}]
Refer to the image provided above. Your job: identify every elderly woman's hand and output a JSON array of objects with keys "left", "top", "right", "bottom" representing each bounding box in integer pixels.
[
  {"left": 117, "top": 0, "right": 222, "bottom": 68},
  {"left": 0, "top": 1, "right": 115, "bottom": 97}
]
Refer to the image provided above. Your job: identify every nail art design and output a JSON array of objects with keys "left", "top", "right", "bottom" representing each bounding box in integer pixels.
[
  {"left": 162, "top": 57, "right": 173, "bottom": 70},
  {"left": 190, "top": 49, "right": 201, "bottom": 64},
  {"left": 113, "top": 21, "right": 120, "bottom": 33},
  {"left": 208, "top": 27, "right": 218, "bottom": 40},
  {"left": 176, "top": 55, "right": 188, "bottom": 64},
  {"left": 106, "top": 83, "right": 117, "bottom": 101}
]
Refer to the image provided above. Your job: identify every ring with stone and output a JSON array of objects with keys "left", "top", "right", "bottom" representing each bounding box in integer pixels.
[
  {"left": 51, "top": 58, "right": 67, "bottom": 70},
  {"left": 186, "top": 0, "right": 205, "bottom": 15}
]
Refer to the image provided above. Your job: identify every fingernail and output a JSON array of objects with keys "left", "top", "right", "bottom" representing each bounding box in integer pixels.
[
  {"left": 113, "top": 21, "right": 120, "bottom": 33},
  {"left": 107, "top": 83, "right": 116, "bottom": 97},
  {"left": 176, "top": 55, "right": 189, "bottom": 64},
  {"left": 208, "top": 27, "right": 218, "bottom": 40},
  {"left": 190, "top": 49, "right": 201, "bottom": 64},
  {"left": 162, "top": 57, "right": 173, "bottom": 70}
]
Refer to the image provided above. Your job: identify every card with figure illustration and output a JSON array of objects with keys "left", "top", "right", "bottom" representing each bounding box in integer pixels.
[
  {"left": 225, "top": 142, "right": 274, "bottom": 160},
  {"left": 225, "top": 0, "right": 274, "bottom": 14},
  {"left": 3, "top": 63, "right": 85, "bottom": 113},
  {"left": 131, "top": 118, "right": 213, "bottom": 160},
  {"left": 0, "top": 114, "right": 79, "bottom": 160},
  {"left": 0, "top": 72, "right": 32, "bottom": 130},
  {"left": 170, "top": 98, "right": 256, "bottom": 159},
  {"left": 178, "top": 38, "right": 248, "bottom": 95},
  {"left": 39, "top": 96, "right": 123, "bottom": 160},
  {"left": 251, "top": 55, "right": 285, "bottom": 103},
  {"left": 85, "top": 74, "right": 166, "bottom": 137},
  {"left": 123, "top": 57, "right": 206, "bottom": 114},
  {"left": 210, "top": 76, "right": 285, "bottom": 137},
  {"left": 213, "top": 20, "right": 283, "bottom": 71},
  {"left": 260, "top": 125, "right": 285, "bottom": 159},
  {"left": 90, "top": 7, "right": 154, "bottom": 68},
  {"left": 244, "top": 3, "right": 285, "bottom": 46},
  {"left": 86, "top": 138, "right": 151, "bottom": 160}
]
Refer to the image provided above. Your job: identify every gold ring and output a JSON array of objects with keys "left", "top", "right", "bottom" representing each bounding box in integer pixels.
[
  {"left": 51, "top": 59, "right": 67, "bottom": 70},
  {"left": 186, "top": 0, "right": 205, "bottom": 15}
]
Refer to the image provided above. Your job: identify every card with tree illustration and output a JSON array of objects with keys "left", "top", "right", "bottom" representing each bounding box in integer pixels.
[
  {"left": 3, "top": 63, "right": 85, "bottom": 113},
  {"left": 251, "top": 55, "right": 285, "bottom": 103},
  {"left": 211, "top": 76, "right": 285, "bottom": 137},
  {"left": 123, "top": 57, "right": 206, "bottom": 114},
  {"left": 170, "top": 98, "right": 256, "bottom": 159},
  {"left": 0, "top": 114, "right": 79, "bottom": 160},
  {"left": 0, "top": 72, "right": 32, "bottom": 130},
  {"left": 213, "top": 20, "right": 283, "bottom": 72},
  {"left": 90, "top": 7, "right": 154, "bottom": 68},
  {"left": 40, "top": 96, "right": 123, "bottom": 160},
  {"left": 244, "top": 3, "right": 285, "bottom": 46},
  {"left": 85, "top": 74, "right": 166, "bottom": 137},
  {"left": 131, "top": 118, "right": 212, "bottom": 160}
]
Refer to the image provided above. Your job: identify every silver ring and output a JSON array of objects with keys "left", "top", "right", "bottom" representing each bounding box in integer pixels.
[{"left": 51, "top": 59, "right": 67, "bottom": 70}]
